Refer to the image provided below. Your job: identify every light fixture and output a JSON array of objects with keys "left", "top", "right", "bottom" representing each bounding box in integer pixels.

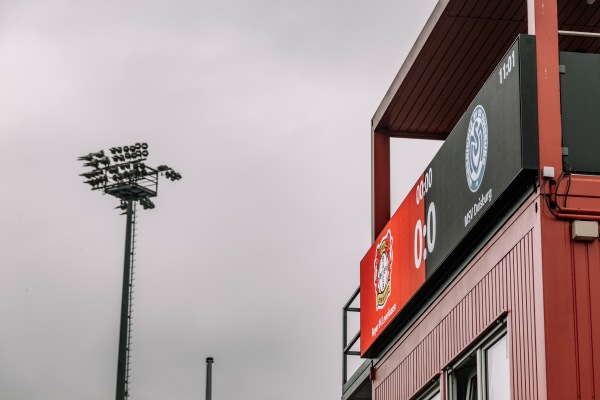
[
  {"left": 83, "top": 160, "right": 100, "bottom": 168},
  {"left": 78, "top": 150, "right": 105, "bottom": 161},
  {"left": 78, "top": 142, "right": 180, "bottom": 400},
  {"left": 588, "top": 0, "right": 595, "bottom": 5},
  {"left": 80, "top": 169, "right": 102, "bottom": 179}
]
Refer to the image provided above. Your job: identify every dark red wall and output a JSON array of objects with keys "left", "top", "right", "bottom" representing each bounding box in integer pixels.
[{"left": 539, "top": 176, "right": 600, "bottom": 400}]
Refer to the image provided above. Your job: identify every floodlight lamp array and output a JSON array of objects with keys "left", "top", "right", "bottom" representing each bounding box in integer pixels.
[
  {"left": 139, "top": 198, "right": 155, "bottom": 210},
  {"left": 78, "top": 142, "right": 181, "bottom": 210},
  {"left": 156, "top": 165, "right": 183, "bottom": 181},
  {"left": 109, "top": 142, "right": 150, "bottom": 163}
]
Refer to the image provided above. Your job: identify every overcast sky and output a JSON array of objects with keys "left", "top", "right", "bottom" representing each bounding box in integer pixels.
[{"left": 0, "top": 1, "right": 441, "bottom": 399}]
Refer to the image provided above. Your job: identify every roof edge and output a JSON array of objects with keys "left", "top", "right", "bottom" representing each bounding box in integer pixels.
[{"left": 371, "top": 0, "right": 450, "bottom": 132}]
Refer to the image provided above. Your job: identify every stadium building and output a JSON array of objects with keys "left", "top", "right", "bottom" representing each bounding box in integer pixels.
[{"left": 342, "top": 1, "right": 600, "bottom": 399}]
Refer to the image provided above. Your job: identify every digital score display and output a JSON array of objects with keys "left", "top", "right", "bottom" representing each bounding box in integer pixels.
[{"left": 360, "top": 35, "right": 538, "bottom": 357}]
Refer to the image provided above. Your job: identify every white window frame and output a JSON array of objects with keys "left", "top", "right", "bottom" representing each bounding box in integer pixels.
[
  {"left": 415, "top": 381, "right": 441, "bottom": 400},
  {"left": 447, "top": 321, "right": 509, "bottom": 400}
]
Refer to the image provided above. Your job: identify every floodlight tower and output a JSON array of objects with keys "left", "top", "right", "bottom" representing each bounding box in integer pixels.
[{"left": 78, "top": 143, "right": 181, "bottom": 400}]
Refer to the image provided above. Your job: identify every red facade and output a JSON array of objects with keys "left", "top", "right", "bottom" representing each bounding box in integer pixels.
[
  {"left": 374, "top": 196, "right": 542, "bottom": 399},
  {"left": 367, "top": 192, "right": 600, "bottom": 399},
  {"left": 344, "top": 1, "right": 600, "bottom": 400}
]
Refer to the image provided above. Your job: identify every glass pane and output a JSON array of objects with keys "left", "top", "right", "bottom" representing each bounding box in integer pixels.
[
  {"left": 451, "top": 355, "right": 477, "bottom": 400},
  {"left": 467, "top": 373, "right": 478, "bottom": 400},
  {"left": 486, "top": 335, "right": 510, "bottom": 400}
]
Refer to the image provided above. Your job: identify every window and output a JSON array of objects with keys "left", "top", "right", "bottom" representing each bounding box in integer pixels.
[
  {"left": 448, "top": 325, "right": 510, "bottom": 400},
  {"left": 416, "top": 382, "right": 441, "bottom": 400},
  {"left": 449, "top": 353, "right": 478, "bottom": 400},
  {"left": 485, "top": 335, "right": 510, "bottom": 400}
]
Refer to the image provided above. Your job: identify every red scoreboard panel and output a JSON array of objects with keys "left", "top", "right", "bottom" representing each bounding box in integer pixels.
[{"left": 360, "top": 176, "right": 428, "bottom": 352}]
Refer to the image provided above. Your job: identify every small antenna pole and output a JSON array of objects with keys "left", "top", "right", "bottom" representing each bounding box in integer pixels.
[{"left": 206, "top": 357, "right": 214, "bottom": 400}]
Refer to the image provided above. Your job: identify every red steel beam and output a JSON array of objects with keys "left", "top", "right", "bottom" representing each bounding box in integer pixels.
[
  {"left": 532, "top": 1, "right": 579, "bottom": 399},
  {"left": 372, "top": 131, "right": 390, "bottom": 240}
]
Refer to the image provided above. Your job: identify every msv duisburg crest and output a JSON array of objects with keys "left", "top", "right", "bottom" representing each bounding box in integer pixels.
[
  {"left": 465, "top": 105, "right": 488, "bottom": 192},
  {"left": 374, "top": 230, "right": 393, "bottom": 310}
]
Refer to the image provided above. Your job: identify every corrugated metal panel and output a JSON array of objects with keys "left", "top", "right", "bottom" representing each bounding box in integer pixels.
[
  {"left": 374, "top": 0, "right": 529, "bottom": 138},
  {"left": 571, "top": 237, "right": 600, "bottom": 398},
  {"left": 507, "top": 235, "right": 539, "bottom": 400},
  {"left": 373, "top": 0, "right": 600, "bottom": 140},
  {"left": 372, "top": 196, "right": 600, "bottom": 400},
  {"left": 535, "top": 192, "right": 600, "bottom": 400},
  {"left": 590, "top": 241, "right": 600, "bottom": 398},
  {"left": 373, "top": 199, "right": 541, "bottom": 400}
]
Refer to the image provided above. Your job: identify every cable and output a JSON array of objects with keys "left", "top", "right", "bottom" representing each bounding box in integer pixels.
[
  {"left": 541, "top": 177, "right": 560, "bottom": 218},
  {"left": 562, "top": 160, "right": 572, "bottom": 208}
]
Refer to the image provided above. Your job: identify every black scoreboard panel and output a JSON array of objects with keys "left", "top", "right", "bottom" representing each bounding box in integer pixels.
[{"left": 422, "top": 35, "right": 539, "bottom": 277}]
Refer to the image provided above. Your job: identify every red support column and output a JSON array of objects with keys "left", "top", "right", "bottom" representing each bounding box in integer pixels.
[
  {"left": 531, "top": 1, "right": 579, "bottom": 399},
  {"left": 372, "top": 130, "right": 390, "bottom": 241},
  {"left": 533, "top": 1, "right": 562, "bottom": 174}
]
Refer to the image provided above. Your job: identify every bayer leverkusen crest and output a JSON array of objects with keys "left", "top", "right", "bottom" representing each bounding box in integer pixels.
[{"left": 374, "top": 230, "right": 393, "bottom": 310}]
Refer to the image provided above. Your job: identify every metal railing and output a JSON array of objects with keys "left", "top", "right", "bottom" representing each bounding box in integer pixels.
[
  {"left": 343, "top": 286, "right": 360, "bottom": 385},
  {"left": 558, "top": 30, "right": 600, "bottom": 38}
]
